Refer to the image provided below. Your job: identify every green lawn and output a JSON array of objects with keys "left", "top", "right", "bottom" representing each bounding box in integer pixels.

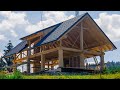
[
  {"left": 1, "top": 70, "right": 120, "bottom": 79},
  {"left": 22, "top": 73, "right": 120, "bottom": 79}
]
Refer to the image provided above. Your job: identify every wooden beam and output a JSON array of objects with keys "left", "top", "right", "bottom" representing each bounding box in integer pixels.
[
  {"left": 13, "top": 54, "right": 17, "bottom": 72},
  {"left": 61, "top": 47, "right": 82, "bottom": 53},
  {"left": 27, "top": 40, "right": 31, "bottom": 74},
  {"left": 41, "top": 54, "right": 45, "bottom": 71},
  {"left": 84, "top": 50, "right": 102, "bottom": 56},
  {"left": 28, "top": 47, "right": 59, "bottom": 59},
  {"left": 48, "top": 62, "right": 49, "bottom": 70},
  {"left": 58, "top": 48, "right": 64, "bottom": 68},
  {"left": 79, "top": 22, "right": 85, "bottom": 68},
  {"left": 80, "top": 53, "right": 85, "bottom": 69},
  {"left": 39, "top": 47, "right": 58, "bottom": 55},
  {"left": 14, "top": 57, "right": 27, "bottom": 63},
  {"left": 100, "top": 53, "right": 105, "bottom": 71},
  {"left": 58, "top": 15, "right": 87, "bottom": 41},
  {"left": 80, "top": 22, "right": 84, "bottom": 50},
  {"left": 26, "top": 32, "right": 43, "bottom": 40}
]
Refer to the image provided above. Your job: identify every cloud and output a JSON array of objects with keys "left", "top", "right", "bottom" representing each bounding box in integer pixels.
[
  {"left": 10, "top": 30, "right": 18, "bottom": 37},
  {"left": 0, "top": 11, "right": 29, "bottom": 37},
  {"left": 95, "top": 12, "right": 120, "bottom": 42},
  {"left": 25, "top": 11, "right": 74, "bottom": 34},
  {"left": 0, "top": 11, "right": 74, "bottom": 37},
  {"left": 0, "top": 34, "right": 6, "bottom": 41}
]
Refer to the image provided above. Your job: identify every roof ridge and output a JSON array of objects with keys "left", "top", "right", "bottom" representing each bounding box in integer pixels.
[
  {"left": 34, "top": 23, "right": 62, "bottom": 47},
  {"left": 20, "top": 12, "right": 87, "bottom": 40},
  {"left": 35, "top": 13, "right": 87, "bottom": 46}
]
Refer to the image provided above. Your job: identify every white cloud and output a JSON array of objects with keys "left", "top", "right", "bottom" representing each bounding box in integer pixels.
[
  {"left": 95, "top": 12, "right": 120, "bottom": 42},
  {"left": 0, "top": 34, "right": 6, "bottom": 41},
  {"left": 10, "top": 30, "right": 18, "bottom": 37},
  {"left": 0, "top": 11, "right": 29, "bottom": 37},
  {"left": 25, "top": 11, "right": 74, "bottom": 34}
]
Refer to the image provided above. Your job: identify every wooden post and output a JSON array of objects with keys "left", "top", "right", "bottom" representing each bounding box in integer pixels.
[
  {"left": 58, "top": 49, "right": 64, "bottom": 68},
  {"left": 13, "top": 54, "right": 17, "bottom": 72},
  {"left": 51, "top": 65, "right": 54, "bottom": 70},
  {"left": 27, "top": 41, "right": 31, "bottom": 74},
  {"left": 80, "top": 53, "right": 85, "bottom": 68},
  {"left": 80, "top": 22, "right": 83, "bottom": 50},
  {"left": 80, "top": 22, "right": 85, "bottom": 68},
  {"left": 41, "top": 54, "right": 45, "bottom": 71},
  {"left": 100, "top": 53, "right": 105, "bottom": 72},
  {"left": 48, "top": 61, "right": 49, "bottom": 70},
  {"left": 20, "top": 52, "right": 22, "bottom": 59}
]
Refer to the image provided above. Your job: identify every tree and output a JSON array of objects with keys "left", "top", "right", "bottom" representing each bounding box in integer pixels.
[
  {"left": 3, "top": 40, "right": 14, "bottom": 66},
  {"left": 0, "top": 56, "right": 6, "bottom": 70}
]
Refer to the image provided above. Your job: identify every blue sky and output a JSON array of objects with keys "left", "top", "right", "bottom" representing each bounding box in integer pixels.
[{"left": 0, "top": 11, "right": 120, "bottom": 63}]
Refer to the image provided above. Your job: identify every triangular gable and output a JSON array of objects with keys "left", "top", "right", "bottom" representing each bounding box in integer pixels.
[
  {"left": 35, "top": 12, "right": 116, "bottom": 51},
  {"left": 35, "top": 13, "right": 87, "bottom": 46}
]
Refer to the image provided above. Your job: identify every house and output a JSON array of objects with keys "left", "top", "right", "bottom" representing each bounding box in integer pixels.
[{"left": 4, "top": 13, "right": 117, "bottom": 73}]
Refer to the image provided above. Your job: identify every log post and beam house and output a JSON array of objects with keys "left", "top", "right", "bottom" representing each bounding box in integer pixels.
[{"left": 4, "top": 13, "right": 117, "bottom": 73}]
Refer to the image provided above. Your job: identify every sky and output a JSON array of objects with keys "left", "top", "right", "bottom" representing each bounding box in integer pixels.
[{"left": 0, "top": 11, "right": 120, "bottom": 63}]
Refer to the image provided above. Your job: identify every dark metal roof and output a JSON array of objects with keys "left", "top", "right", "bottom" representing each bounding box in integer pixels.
[
  {"left": 20, "top": 23, "right": 61, "bottom": 40},
  {"left": 35, "top": 13, "right": 87, "bottom": 46},
  {"left": 4, "top": 40, "right": 27, "bottom": 57}
]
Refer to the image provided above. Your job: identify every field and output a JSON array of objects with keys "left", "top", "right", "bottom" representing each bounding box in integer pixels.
[
  {"left": 22, "top": 73, "right": 120, "bottom": 79},
  {"left": 1, "top": 67, "right": 120, "bottom": 79},
  {"left": 1, "top": 71, "right": 120, "bottom": 79}
]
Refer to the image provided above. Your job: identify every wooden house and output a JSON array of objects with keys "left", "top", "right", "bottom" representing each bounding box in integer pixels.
[{"left": 4, "top": 13, "right": 117, "bottom": 73}]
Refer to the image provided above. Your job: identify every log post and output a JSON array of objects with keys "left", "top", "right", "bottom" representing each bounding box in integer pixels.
[
  {"left": 58, "top": 49, "right": 64, "bottom": 68},
  {"left": 41, "top": 54, "right": 45, "bottom": 71},
  {"left": 80, "top": 53, "right": 85, "bottom": 68},
  {"left": 48, "top": 61, "right": 49, "bottom": 70},
  {"left": 80, "top": 22, "right": 85, "bottom": 68},
  {"left": 13, "top": 54, "right": 17, "bottom": 72},
  {"left": 100, "top": 53, "right": 105, "bottom": 72},
  {"left": 27, "top": 41, "right": 31, "bottom": 74}
]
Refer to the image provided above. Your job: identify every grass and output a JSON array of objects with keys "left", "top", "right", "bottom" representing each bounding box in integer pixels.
[
  {"left": 1, "top": 67, "right": 120, "bottom": 79},
  {"left": 1, "top": 73, "right": 120, "bottom": 79},
  {"left": 22, "top": 73, "right": 120, "bottom": 79},
  {"left": 0, "top": 70, "right": 23, "bottom": 79}
]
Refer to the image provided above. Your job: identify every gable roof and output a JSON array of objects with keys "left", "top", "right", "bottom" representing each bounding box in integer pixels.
[
  {"left": 86, "top": 13, "right": 117, "bottom": 50},
  {"left": 20, "top": 23, "right": 62, "bottom": 40},
  {"left": 35, "top": 13, "right": 87, "bottom": 47},
  {"left": 5, "top": 12, "right": 117, "bottom": 57},
  {"left": 34, "top": 13, "right": 116, "bottom": 50}
]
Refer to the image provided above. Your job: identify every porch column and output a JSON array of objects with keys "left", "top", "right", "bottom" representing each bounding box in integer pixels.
[
  {"left": 80, "top": 53, "right": 85, "bottom": 69},
  {"left": 48, "top": 61, "right": 49, "bottom": 70},
  {"left": 58, "top": 49, "right": 64, "bottom": 68},
  {"left": 80, "top": 22, "right": 85, "bottom": 69},
  {"left": 100, "top": 53, "right": 105, "bottom": 72},
  {"left": 27, "top": 41, "right": 31, "bottom": 74},
  {"left": 41, "top": 54, "right": 45, "bottom": 71},
  {"left": 13, "top": 54, "right": 17, "bottom": 72},
  {"left": 27, "top": 59, "right": 30, "bottom": 73}
]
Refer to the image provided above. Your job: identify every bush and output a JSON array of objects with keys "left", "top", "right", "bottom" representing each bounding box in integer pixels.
[
  {"left": 0, "top": 73, "right": 6, "bottom": 79},
  {"left": 103, "top": 66, "right": 120, "bottom": 74},
  {"left": 5, "top": 70, "right": 23, "bottom": 79}
]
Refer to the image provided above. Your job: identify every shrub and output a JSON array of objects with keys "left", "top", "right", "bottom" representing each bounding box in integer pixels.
[
  {"left": 103, "top": 66, "right": 120, "bottom": 74},
  {"left": 5, "top": 70, "right": 23, "bottom": 79}
]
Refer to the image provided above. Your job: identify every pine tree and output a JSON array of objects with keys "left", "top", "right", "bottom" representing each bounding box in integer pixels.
[{"left": 3, "top": 40, "right": 14, "bottom": 66}]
